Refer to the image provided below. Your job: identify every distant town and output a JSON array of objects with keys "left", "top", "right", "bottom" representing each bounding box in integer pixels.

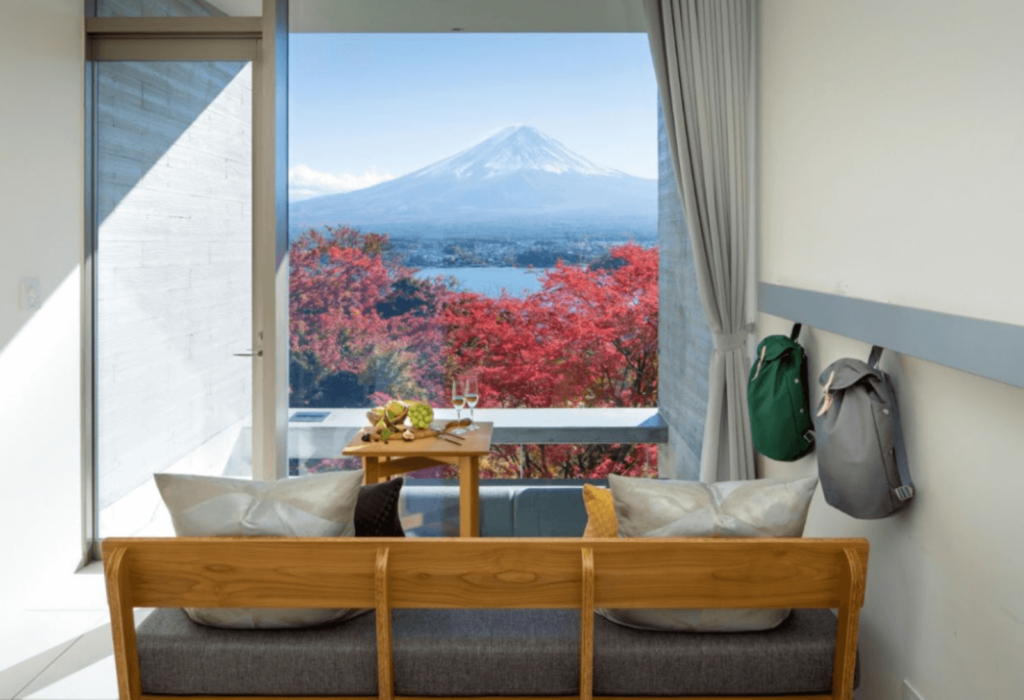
[{"left": 385, "top": 232, "right": 655, "bottom": 269}]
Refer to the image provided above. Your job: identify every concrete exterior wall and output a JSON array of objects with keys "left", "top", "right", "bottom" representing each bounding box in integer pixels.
[
  {"left": 95, "top": 37, "right": 252, "bottom": 507},
  {"left": 758, "top": 1, "right": 1024, "bottom": 698},
  {"left": 656, "top": 105, "right": 711, "bottom": 480},
  {"left": 97, "top": 0, "right": 224, "bottom": 17}
]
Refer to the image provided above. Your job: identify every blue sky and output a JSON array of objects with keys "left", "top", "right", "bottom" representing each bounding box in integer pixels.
[{"left": 288, "top": 33, "right": 658, "bottom": 200}]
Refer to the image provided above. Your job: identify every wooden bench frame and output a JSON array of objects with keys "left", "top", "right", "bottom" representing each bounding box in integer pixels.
[{"left": 103, "top": 537, "right": 868, "bottom": 700}]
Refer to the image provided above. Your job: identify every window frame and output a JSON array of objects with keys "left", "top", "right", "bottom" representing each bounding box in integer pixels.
[
  {"left": 83, "top": 9, "right": 279, "bottom": 564},
  {"left": 82, "top": 0, "right": 671, "bottom": 563}
]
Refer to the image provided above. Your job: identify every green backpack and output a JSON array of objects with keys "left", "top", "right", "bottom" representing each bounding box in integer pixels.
[{"left": 748, "top": 323, "right": 815, "bottom": 461}]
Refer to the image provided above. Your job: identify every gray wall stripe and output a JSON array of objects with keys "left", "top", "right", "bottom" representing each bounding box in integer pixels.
[{"left": 759, "top": 283, "right": 1024, "bottom": 389}]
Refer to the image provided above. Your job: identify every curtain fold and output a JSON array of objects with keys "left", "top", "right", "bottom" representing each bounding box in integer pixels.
[{"left": 644, "top": 0, "right": 755, "bottom": 482}]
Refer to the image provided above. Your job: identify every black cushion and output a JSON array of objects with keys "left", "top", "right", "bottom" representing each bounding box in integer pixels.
[
  {"left": 355, "top": 477, "right": 404, "bottom": 537},
  {"left": 137, "top": 607, "right": 855, "bottom": 696}
]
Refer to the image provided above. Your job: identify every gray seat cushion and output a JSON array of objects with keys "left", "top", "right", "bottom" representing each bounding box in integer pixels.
[
  {"left": 138, "top": 607, "right": 853, "bottom": 696},
  {"left": 138, "top": 608, "right": 379, "bottom": 696},
  {"left": 593, "top": 608, "right": 854, "bottom": 696}
]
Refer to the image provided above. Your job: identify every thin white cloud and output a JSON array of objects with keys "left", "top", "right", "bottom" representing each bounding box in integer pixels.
[{"left": 288, "top": 164, "right": 395, "bottom": 201}]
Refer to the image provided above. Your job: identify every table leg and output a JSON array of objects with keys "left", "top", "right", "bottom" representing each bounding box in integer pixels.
[
  {"left": 363, "top": 457, "right": 379, "bottom": 486},
  {"left": 459, "top": 456, "right": 480, "bottom": 537}
]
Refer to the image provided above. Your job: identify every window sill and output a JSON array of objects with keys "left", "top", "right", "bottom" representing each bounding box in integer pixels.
[{"left": 283, "top": 407, "right": 666, "bottom": 461}]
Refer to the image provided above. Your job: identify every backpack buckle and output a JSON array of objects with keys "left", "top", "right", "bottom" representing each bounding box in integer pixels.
[{"left": 895, "top": 485, "right": 914, "bottom": 501}]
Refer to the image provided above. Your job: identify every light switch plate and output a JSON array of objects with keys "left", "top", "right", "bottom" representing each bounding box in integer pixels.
[
  {"left": 19, "top": 277, "right": 41, "bottom": 311},
  {"left": 903, "top": 680, "right": 924, "bottom": 700}
]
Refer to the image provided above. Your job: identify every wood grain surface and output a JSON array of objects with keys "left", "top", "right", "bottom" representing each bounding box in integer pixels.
[
  {"left": 375, "top": 548, "right": 394, "bottom": 700},
  {"left": 342, "top": 422, "right": 493, "bottom": 457},
  {"left": 139, "top": 696, "right": 833, "bottom": 700},
  {"left": 104, "top": 537, "right": 868, "bottom": 700},
  {"left": 831, "top": 547, "right": 865, "bottom": 700},
  {"left": 103, "top": 538, "right": 867, "bottom": 609},
  {"left": 104, "top": 547, "right": 141, "bottom": 700},
  {"left": 459, "top": 456, "right": 481, "bottom": 537},
  {"left": 579, "top": 548, "right": 595, "bottom": 700}
]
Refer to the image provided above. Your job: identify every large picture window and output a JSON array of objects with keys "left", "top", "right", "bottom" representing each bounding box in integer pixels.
[
  {"left": 288, "top": 33, "right": 660, "bottom": 479},
  {"left": 85, "top": 4, "right": 689, "bottom": 553}
]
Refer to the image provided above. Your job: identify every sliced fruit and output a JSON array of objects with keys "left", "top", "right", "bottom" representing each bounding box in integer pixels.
[{"left": 384, "top": 400, "right": 408, "bottom": 424}]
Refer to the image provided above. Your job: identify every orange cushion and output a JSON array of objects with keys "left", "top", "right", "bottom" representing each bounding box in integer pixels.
[{"left": 582, "top": 484, "right": 619, "bottom": 538}]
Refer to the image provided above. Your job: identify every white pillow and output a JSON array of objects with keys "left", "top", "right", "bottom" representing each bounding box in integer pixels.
[
  {"left": 601, "top": 474, "right": 818, "bottom": 633},
  {"left": 154, "top": 470, "right": 366, "bottom": 629}
]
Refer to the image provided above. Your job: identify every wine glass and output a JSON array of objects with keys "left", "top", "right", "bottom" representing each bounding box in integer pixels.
[
  {"left": 463, "top": 375, "right": 480, "bottom": 431},
  {"left": 451, "top": 378, "right": 467, "bottom": 434}
]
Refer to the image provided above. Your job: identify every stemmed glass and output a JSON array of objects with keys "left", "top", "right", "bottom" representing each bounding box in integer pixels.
[
  {"left": 451, "top": 378, "right": 467, "bottom": 434},
  {"left": 463, "top": 375, "right": 480, "bottom": 431}
]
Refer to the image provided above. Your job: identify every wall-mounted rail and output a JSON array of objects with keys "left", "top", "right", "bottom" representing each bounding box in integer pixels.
[{"left": 759, "top": 283, "right": 1024, "bottom": 389}]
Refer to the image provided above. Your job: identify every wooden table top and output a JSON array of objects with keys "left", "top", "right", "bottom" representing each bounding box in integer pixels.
[{"left": 342, "top": 421, "right": 494, "bottom": 458}]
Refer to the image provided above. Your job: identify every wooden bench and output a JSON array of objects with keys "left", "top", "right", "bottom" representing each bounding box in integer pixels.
[{"left": 103, "top": 537, "right": 868, "bottom": 700}]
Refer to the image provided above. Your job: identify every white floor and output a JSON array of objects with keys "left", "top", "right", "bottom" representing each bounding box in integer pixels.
[{"left": 0, "top": 564, "right": 131, "bottom": 700}]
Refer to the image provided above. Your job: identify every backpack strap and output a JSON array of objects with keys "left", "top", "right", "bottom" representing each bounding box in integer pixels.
[
  {"left": 867, "top": 345, "right": 913, "bottom": 499},
  {"left": 752, "top": 345, "right": 768, "bottom": 381},
  {"left": 790, "top": 323, "right": 802, "bottom": 341},
  {"left": 868, "top": 345, "right": 884, "bottom": 368},
  {"left": 884, "top": 372, "right": 915, "bottom": 501}
]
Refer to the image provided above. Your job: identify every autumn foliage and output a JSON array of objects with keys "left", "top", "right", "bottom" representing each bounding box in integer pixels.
[{"left": 290, "top": 226, "right": 658, "bottom": 478}]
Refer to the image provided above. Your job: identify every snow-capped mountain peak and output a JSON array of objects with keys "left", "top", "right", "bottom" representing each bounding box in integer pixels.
[
  {"left": 411, "top": 125, "right": 624, "bottom": 180},
  {"left": 288, "top": 124, "right": 656, "bottom": 239}
]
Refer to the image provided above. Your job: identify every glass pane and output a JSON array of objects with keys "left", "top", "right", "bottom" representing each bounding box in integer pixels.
[
  {"left": 292, "top": 444, "right": 656, "bottom": 480},
  {"left": 96, "top": 60, "right": 253, "bottom": 539},
  {"left": 95, "top": 0, "right": 261, "bottom": 18},
  {"left": 287, "top": 34, "right": 658, "bottom": 476}
]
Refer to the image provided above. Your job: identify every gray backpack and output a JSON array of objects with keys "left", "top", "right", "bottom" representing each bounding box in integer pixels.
[{"left": 815, "top": 346, "right": 914, "bottom": 519}]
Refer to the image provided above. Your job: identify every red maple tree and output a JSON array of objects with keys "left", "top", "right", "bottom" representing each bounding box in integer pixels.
[
  {"left": 440, "top": 243, "right": 659, "bottom": 477},
  {"left": 290, "top": 226, "right": 448, "bottom": 407},
  {"left": 290, "top": 227, "right": 658, "bottom": 478}
]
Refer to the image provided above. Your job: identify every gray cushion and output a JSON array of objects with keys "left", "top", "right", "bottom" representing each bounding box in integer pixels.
[
  {"left": 138, "top": 608, "right": 378, "bottom": 696},
  {"left": 602, "top": 474, "right": 818, "bottom": 632},
  {"left": 393, "top": 609, "right": 579, "bottom": 696},
  {"left": 593, "top": 608, "right": 855, "bottom": 696},
  {"left": 154, "top": 470, "right": 366, "bottom": 629},
  {"left": 138, "top": 607, "right": 852, "bottom": 696}
]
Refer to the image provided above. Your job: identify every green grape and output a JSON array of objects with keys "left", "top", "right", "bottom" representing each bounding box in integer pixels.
[{"left": 408, "top": 402, "right": 434, "bottom": 429}]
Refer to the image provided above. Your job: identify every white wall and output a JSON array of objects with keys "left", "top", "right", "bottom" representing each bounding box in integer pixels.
[
  {"left": 758, "top": 1, "right": 1024, "bottom": 698},
  {"left": 0, "top": 0, "right": 88, "bottom": 606}
]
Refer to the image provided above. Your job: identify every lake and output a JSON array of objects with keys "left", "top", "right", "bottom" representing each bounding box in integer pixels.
[{"left": 414, "top": 266, "right": 547, "bottom": 298}]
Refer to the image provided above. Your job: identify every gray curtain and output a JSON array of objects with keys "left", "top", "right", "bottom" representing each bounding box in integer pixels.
[{"left": 644, "top": 0, "right": 755, "bottom": 482}]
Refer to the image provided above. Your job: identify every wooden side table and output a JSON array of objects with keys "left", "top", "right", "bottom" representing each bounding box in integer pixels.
[{"left": 341, "top": 422, "right": 493, "bottom": 537}]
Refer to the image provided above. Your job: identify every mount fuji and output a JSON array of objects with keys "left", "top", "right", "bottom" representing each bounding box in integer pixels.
[{"left": 289, "top": 126, "right": 657, "bottom": 240}]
